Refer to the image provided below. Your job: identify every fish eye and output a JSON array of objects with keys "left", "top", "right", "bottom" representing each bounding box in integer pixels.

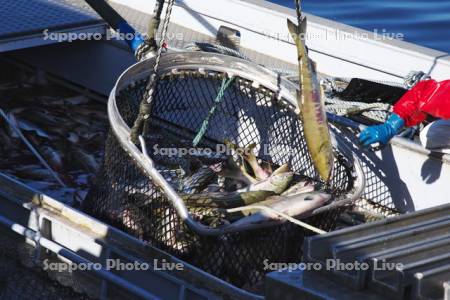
[{"left": 305, "top": 196, "right": 313, "bottom": 201}]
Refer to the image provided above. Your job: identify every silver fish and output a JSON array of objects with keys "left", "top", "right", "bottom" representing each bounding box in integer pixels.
[
  {"left": 241, "top": 143, "right": 270, "bottom": 180},
  {"left": 63, "top": 95, "right": 90, "bottom": 106},
  {"left": 5, "top": 113, "right": 20, "bottom": 139},
  {"left": 71, "top": 147, "right": 100, "bottom": 173},
  {"left": 226, "top": 192, "right": 331, "bottom": 231},
  {"left": 205, "top": 184, "right": 222, "bottom": 193},
  {"left": 66, "top": 132, "right": 80, "bottom": 144},
  {"left": 12, "top": 115, "right": 51, "bottom": 139},
  {"left": 219, "top": 156, "right": 256, "bottom": 185},
  {"left": 73, "top": 126, "right": 104, "bottom": 141},
  {"left": 182, "top": 166, "right": 217, "bottom": 194},
  {"left": 0, "top": 127, "right": 16, "bottom": 150},
  {"left": 22, "top": 180, "right": 58, "bottom": 191},
  {"left": 184, "top": 172, "right": 293, "bottom": 208},
  {"left": 70, "top": 106, "right": 107, "bottom": 120},
  {"left": 237, "top": 172, "right": 293, "bottom": 195},
  {"left": 272, "top": 164, "right": 290, "bottom": 176},
  {"left": 225, "top": 140, "right": 269, "bottom": 181},
  {"left": 183, "top": 190, "right": 275, "bottom": 209},
  {"left": 0, "top": 82, "right": 20, "bottom": 90},
  {"left": 40, "top": 145, "right": 64, "bottom": 170},
  {"left": 18, "top": 109, "right": 65, "bottom": 128},
  {"left": 281, "top": 179, "right": 315, "bottom": 196},
  {"left": 14, "top": 165, "right": 54, "bottom": 180},
  {"left": 69, "top": 114, "right": 104, "bottom": 128}
]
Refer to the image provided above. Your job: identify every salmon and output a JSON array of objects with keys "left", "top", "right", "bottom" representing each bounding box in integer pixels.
[
  {"left": 287, "top": 2, "right": 334, "bottom": 182},
  {"left": 183, "top": 171, "right": 293, "bottom": 208},
  {"left": 225, "top": 192, "right": 331, "bottom": 231}
]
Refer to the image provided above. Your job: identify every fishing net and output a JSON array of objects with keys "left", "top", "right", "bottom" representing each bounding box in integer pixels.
[{"left": 83, "top": 52, "right": 364, "bottom": 288}]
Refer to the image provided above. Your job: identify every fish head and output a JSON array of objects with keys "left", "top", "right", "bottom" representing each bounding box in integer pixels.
[
  {"left": 272, "top": 163, "right": 290, "bottom": 175},
  {"left": 270, "top": 171, "right": 294, "bottom": 194},
  {"left": 303, "top": 192, "right": 332, "bottom": 204},
  {"left": 281, "top": 179, "right": 316, "bottom": 196},
  {"left": 66, "top": 132, "right": 80, "bottom": 144}
]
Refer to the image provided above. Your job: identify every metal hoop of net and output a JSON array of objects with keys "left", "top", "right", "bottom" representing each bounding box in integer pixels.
[{"left": 83, "top": 52, "right": 365, "bottom": 288}]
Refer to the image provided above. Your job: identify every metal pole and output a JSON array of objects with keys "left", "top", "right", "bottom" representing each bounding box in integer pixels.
[{"left": 84, "top": 0, "right": 144, "bottom": 53}]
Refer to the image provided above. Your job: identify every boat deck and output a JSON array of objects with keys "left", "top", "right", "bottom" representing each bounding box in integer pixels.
[
  {"left": 0, "top": 172, "right": 260, "bottom": 300},
  {"left": 110, "top": 1, "right": 297, "bottom": 72},
  {"left": 0, "top": 0, "right": 106, "bottom": 52},
  {"left": 2, "top": 0, "right": 297, "bottom": 97},
  {"left": 1, "top": 0, "right": 296, "bottom": 73}
]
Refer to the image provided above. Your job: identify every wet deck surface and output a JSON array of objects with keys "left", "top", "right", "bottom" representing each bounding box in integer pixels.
[{"left": 0, "top": 234, "right": 92, "bottom": 300}]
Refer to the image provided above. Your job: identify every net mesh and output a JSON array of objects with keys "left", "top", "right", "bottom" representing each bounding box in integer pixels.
[{"left": 84, "top": 70, "right": 355, "bottom": 288}]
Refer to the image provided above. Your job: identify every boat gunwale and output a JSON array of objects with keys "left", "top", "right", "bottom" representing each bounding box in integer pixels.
[{"left": 0, "top": 172, "right": 263, "bottom": 300}]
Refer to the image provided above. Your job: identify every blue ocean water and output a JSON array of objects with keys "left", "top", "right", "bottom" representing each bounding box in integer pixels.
[{"left": 268, "top": 0, "right": 450, "bottom": 53}]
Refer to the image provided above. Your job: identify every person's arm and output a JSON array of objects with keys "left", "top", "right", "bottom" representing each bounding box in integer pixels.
[
  {"left": 392, "top": 80, "right": 437, "bottom": 127},
  {"left": 359, "top": 79, "right": 437, "bottom": 146},
  {"left": 359, "top": 113, "right": 404, "bottom": 146}
]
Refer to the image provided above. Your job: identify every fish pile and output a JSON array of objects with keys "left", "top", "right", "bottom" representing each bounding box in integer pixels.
[
  {"left": 0, "top": 62, "right": 108, "bottom": 205},
  {"left": 184, "top": 144, "right": 332, "bottom": 230},
  {"left": 136, "top": 124, "right": 333, "bottom": 232},
  {"left": 139, "top": 3, "right": 339, "bottom": 229}
]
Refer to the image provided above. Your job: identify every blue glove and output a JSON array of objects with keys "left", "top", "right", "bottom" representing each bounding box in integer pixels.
[{"left": 359, "top": 113, "right": 405, "bottom": 146}]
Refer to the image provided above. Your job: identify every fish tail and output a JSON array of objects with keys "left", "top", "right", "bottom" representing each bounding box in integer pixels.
[
  {"left": 287, "top": 17, "right": 307, "bottom": 38},
  {"left": 287, "top": 18, "right": 308, "bottom": 68},
  {"left": 287, "top": 19, "right": 299, "bottom": 42}
]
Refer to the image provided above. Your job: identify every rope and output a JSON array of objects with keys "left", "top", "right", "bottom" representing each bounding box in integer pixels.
[
  {"left": 130, "top": 0, "right": 175, "bottom": 143},
  {"left": 192, "top": 76, "right": 235, "bottom": 147},
  {"left": 325, "top": 97, "right": 392, "bottom": 123},
  {"left": 184, "top": 42, "right": 298, "bottom": 77},
  {"left": 320, "top": 76, "right": 397, "bottom": 123},
  {"left": 295, "top": 0, "right": 302, "bottom": 26},
  {"left": 226, "top": 205, "right": 326, "bottom": 234},
  {"left": 135, "top": 0, "right": 165, "bottom": 60},
  {"left": 184, "top": 42, "right": 250, "bottom": 61}
]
